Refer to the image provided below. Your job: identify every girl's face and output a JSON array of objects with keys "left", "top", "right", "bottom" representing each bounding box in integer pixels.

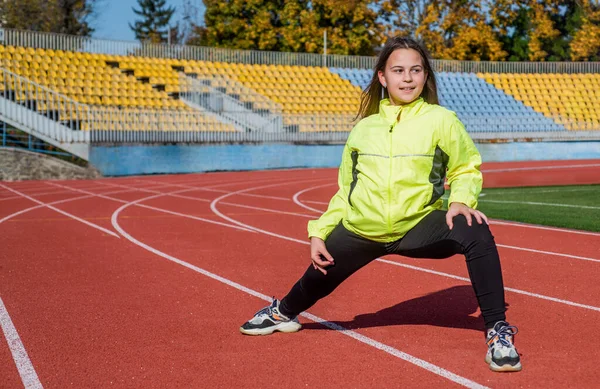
[{"left": 378, "top": 48, "right": 427, "bottom": 105}]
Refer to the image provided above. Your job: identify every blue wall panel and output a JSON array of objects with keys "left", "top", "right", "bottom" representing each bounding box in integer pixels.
[
  {"left": 90, "top": 142, "right": 600, "bottom": 176},
  {"left": 90, "top": 144, "right": 345, "bottom": 176}
]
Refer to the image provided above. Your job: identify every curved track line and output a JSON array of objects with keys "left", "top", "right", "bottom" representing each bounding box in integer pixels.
[
  {"left": 46, "top": 183, "right": 256, "bottom": 233},
  {"left": 110, "top": 194, "right": 489, "bottom": 389},
  {"left": 209, "top": 179, "right": 329, "bottom": 244},
  {"left": 0, "top": 183, "right": 119, "bottom": 238},
  {"left": 97, "top": 181, "right": 316, "bottom": 219},
  {"left": 0, "top": 298, "right": 43, "bottom": 389},
  {"left": 137, "top": 178, "right": 331, "bottom": 203},
  {"left": 204, "top": 181, "right": 600, "bottom": 237},
  {"left": 292, "top": 183, "right": 336, "bottom": 213},
  {"left": 209, "top": 181, "right": 600, "bottom": 313},
  {"left": 210, "top": 182, "right": 600, "bottom": 263}
]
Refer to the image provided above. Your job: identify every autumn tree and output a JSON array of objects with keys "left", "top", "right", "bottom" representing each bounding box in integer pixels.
[
  {"left": 129, "top": 0, "right": 176, "bottom": 43},
  {"left": 488, "top": 0, "right": 586, "bottom": 62},
  {"left": 400, "top": 0, "right": 507, "bottom": 61},
  {"left": 378, "top": 0, "right": 431, "bottom": 38},
  {"left": 0, "top": 0, "right": 94, "bottom": 36},
  {"left": 570, "top": 0, "right": 600, "bottom": 60},
  {"left": 200, "top": 0, "right": 381, "bottom": 55}
]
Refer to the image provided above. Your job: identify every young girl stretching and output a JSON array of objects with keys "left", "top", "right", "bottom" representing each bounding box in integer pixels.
[{"left": 239, "top": 36, "right": 522, "bottom": 373}]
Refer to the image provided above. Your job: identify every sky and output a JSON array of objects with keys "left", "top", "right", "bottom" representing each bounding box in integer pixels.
[{"left": 92, "top": 0, "right": 205, "bottom": 42}]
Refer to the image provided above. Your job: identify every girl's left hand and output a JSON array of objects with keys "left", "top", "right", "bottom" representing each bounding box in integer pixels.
[{"left": 446, "top": 202, "right": 488, "bottom": 230}]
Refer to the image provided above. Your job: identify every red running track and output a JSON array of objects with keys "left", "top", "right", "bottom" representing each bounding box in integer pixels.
[{"left": 1, "top": 160, "right": 599, "bottom": 389}]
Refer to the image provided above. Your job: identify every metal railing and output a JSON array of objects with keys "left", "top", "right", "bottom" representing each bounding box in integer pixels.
[
  {"left": 0, "top": 67, "right": 90, "bottom": 147},
  {"left": 179, "top": 75, "right": 283, "bottom": 132},
  {"left": 87, "top": 106, "right": 355, "bottom": 143},
  {"left": 2, "top": 27, "right": 600, "bottom": 73}
]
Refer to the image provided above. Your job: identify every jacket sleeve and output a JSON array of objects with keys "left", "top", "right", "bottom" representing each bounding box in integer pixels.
[
  {"left": 439, "top": 113, "right": 483, "bottom": 209},
  {"left": 307, "top": 143, "right": 352, "bottom": 240}
]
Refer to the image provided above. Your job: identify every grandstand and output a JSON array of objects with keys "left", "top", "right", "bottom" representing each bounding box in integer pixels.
[{"left": 1, "top": 27, "right": 599, "bottom": 167}]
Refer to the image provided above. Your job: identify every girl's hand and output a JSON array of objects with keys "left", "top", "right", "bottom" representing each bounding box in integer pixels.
[
  {"left": 310, "top": 237, "right": 334, "bottom": 275},
  {"left": 446, "top": 202, "right": 488, "bottom": 230}
]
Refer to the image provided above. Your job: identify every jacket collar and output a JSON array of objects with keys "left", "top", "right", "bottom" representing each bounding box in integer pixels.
[{"left": 379, "top": 97, "right": 426, "bottom": 124}]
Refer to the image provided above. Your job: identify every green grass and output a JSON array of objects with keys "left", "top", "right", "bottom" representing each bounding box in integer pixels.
[{"left": 444, "top": 185, "right": 600, "bottom": 232}]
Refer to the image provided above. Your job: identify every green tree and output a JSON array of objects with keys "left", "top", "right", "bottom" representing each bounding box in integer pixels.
[
  {"left": 0, "top": 0, "right": 94, "bottom": 36},
  {"left": 129, "top": 0, "right": 176, "bottom": 43}
]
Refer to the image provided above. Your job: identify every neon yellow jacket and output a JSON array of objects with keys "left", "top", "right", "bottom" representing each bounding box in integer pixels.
[{"left": 307, "top": 97, "right": 482, "bottom": 243}]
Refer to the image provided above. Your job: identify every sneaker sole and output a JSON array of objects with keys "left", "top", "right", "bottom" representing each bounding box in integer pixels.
[
  {"left": 239, "top": 321, "right": 302, "bottom": 336},
  {"left": 485, "top": 354, "right": 522, "bottom": 372}
]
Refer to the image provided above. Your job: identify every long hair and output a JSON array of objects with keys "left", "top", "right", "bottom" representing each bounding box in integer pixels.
[{"left": 357, "top": 37, "right": 439, "bottom": 120}]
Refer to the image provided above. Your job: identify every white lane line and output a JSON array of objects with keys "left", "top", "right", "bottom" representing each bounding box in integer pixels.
[
  {"left": 292, "top": 183, "right": 335, "bottom": 213},
  {"left": 290, "top": 188, "right": 600, "bottom": 238},
  {"left": 208, "top": 182, "right": 600, "bottom": 264},
  {"left": 0, "top": 189, "right": 138, "bottom": 225},
  {"left": 209, "top": 182, "right": 600, "bottom": 313},
  {"left": 0, "top": 189, "right": 87, "bottom": 201},
  {"left": 45, "top": 183, "right": 255, "bottom": 233},
  {"left": 0, "top": 298, "right": 43, "bottom": 389},
  {"left": 110, "top": 197, "right": 488, "bottom": 389},
  {"left": 0, "top": 183, "right": 119, "bottom": 238},
  {"left": 497, "top": 244, "right": 600, "bottom": 263},
  {"left": 482, "top": 187, "right": 596, "bottom": 195},
  {"left": 378, "top": 259, "right": 600, "bottom": 312},
  {"left": 479, "top": 199, "right": 600, "bottom": 210},
  {"left": 490, "top": 220, "right": 600, "bottom": 237},
  {"left": 482, "top": 163, "right": 600, "bottom": 173},
  {"left": 210, "top": 182, "right": 317, "bottom": 244},
  {"left": 137, "top": 178, "right": 328, "bottom": 202},
  {"left": 99, "top": 181, "right": 316, "bottom": 219}
]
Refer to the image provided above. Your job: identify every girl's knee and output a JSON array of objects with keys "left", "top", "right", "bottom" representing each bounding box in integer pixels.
[{"left": 451, "top": 215, "right": 495, "bottom": 243}]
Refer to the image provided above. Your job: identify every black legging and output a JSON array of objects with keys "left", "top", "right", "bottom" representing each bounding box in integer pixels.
[{"left": 279, "top": 210, "right": 507, "bottom": 329}]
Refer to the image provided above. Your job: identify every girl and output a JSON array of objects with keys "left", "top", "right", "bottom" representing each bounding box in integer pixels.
[{"left": 239, "top": 37, "right": 522, "bottom": 373}]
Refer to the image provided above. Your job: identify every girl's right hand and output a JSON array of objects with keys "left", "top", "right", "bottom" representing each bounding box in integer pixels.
[{"left": 310, "top": 237, "right": 334, "bottom": 275}]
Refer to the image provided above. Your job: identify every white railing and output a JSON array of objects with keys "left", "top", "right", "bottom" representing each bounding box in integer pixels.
[
  {"left": 87, "top": 106, "right": 355, "bottom": 143},
  {"left": 2, "top": 27, "right": 600, "bottom": 73},
  {"left": 179, "top": 75, "right": 283, "bottom": 132},
  {"left": 0, "top": 67, "right": 91, "bottom": 158}
]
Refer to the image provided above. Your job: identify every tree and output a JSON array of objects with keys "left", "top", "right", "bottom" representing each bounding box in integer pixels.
[
  {"left": 53, "top": 0, "right": 95, "bottom": 36},
  {"left": 199, "top": 0, "right": 381, "bottom": 55},
  {"left": 200, "top": 0, "right": 281, "bottom": 50},
  {"left": 129, "top": 0, "right": 176, "bottom": 43},
  {"left": 570, "top": 0, "right": 600, "bottom": 60},
  {"left": 406, "top": 0, "right": 506, "bottom": 60},
  {"left": 0, "top": 0, "right": 94, "bottom": 36},
  {"left": 488, "top": 0, "right": 585, "bottom": 62},
  {"left": 379, "top": 0, "right": 432, "bottom": 38}
]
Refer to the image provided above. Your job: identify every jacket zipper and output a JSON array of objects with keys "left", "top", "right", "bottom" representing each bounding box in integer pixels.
[{"left": 388, "top": 109, "right": 401, "bottom": 234}]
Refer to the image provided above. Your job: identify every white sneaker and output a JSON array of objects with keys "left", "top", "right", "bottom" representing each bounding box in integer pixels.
[
  {"left": 485, "top": 321, "right": 522, "bottom": 372},
  {"left": 239, "top": 299, "right": 302, "bottom": 336}
]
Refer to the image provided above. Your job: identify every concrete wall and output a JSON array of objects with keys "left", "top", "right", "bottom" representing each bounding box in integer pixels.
[{"left": 90, "top": 141, "right": 600, "bottom": 176}]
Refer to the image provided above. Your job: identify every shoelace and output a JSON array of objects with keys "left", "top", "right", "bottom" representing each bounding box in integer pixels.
[
  {"left": 254, "top": 298, "right": 277, "bottom": 317},
  {"left": 488, "top": 324, "right": 518, "bottom": 347},
  {"left": 255, "top": 305, "right": 273, "bottom": 317}
]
